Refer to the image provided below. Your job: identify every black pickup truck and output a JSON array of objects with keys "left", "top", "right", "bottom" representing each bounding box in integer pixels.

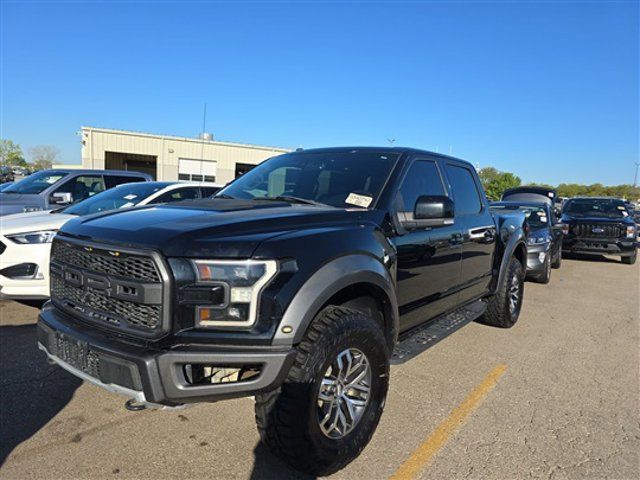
[
  {"left": 561, "top": 197, "right": 637, "bottom": 265},
  {"left": 37, "top": 147, "right": 527, "bottom": 475}
]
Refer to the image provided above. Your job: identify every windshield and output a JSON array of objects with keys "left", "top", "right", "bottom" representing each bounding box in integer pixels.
[
  {"left": 62, "top": 182, "right": 167, "bottom": 216},
  {"left": 218, "top": 150, "right": 399, "bottom": 208},
  {"left": 3, "top": 170, "right": 68, "bottom": 194},
  {"left": 491, "top": 204, "right": 549, "bottom": 228},
  {"left": 563, "top": 198, "right": 628, "bottom": 218}
]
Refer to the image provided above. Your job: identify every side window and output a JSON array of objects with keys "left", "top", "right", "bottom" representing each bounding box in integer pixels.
[
  {"left": 201, "top": 187, "right": 220, "bottom": 198},
  {"left": 397, "top": 160, "right": 445, "bottom": 212},
  {"left": 445, "top": 165, "right": 482, "bottom": 215},
  {"left": 152, "top": 187, "right": 201, "bottom": 203},
  {"left": 104, "top": 175, "right": 146, "bottom": 189},
  {"left": 55, "top": 175, "right": 105, "bottom": 202}
]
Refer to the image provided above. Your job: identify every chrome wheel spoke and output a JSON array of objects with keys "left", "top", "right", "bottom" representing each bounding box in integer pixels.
[{"left": 317, "top": 348, "right": 372, "bottom": 439}]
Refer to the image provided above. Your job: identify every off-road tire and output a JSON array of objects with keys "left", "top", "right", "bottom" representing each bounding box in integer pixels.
[
  {"left": 254, "top": 306, "right": 390, "bottom": 476},
  {"left": 551, "top": 249, "right": 562, "bottom": 269},
  {"left": 621, "top": 251, "right": 637, "bottom": 265},
  {"left": 479, "top": 257, "right": 525, "bottom": 328}
]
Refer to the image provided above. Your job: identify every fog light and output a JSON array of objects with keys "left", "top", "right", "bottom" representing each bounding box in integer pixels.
[{"left": 183, "top": 364, "right": 260, "bottom": 385}]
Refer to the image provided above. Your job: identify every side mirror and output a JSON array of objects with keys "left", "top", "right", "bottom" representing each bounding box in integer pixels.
[
  {"left": 51, "top": 192, "right": 73, "bottom": 205},
  {"left": 400, "top": 195, "right": 455, "bottom": 230}
]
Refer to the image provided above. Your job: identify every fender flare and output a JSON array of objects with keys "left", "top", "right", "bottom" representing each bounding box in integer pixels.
[
  {"left": 494, "top": 229, "right": 527, "bottom": 293},
  {"left": 272, "top": 254, "right": 399, "bottom": 347}
]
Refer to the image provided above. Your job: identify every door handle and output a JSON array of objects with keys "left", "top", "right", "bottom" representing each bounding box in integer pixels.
[{"left": 468, "top": 226, "right": 495, "bottom": 240}]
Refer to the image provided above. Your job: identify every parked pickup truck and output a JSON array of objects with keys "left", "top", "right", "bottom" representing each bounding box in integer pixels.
[
  {"left": 37, "top": 147, "right": 528, "bottom": 475},
  {"left": 561, "top": 197, "right": 637, "bottom": 265}
]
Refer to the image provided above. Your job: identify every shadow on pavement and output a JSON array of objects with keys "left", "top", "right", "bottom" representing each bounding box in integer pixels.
[
  {"left": 563, "top": 252, "right": 627, "bottom": 264},
  {"left": 249, "top": 442, "right": 316, "bottom": 480},
  {"left": 0, "top": 322, "right": 81, "bottom": 465}
]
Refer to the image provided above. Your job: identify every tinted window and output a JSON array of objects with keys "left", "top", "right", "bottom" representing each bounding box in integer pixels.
[
  {"left": 201, "top": 186, "right": 220, "bottom": 197},
  {"left": 152, "top": 187, "right": 201, "bottom": 203},
  {"left": 3, "top": 171, "right": 68, "bottom": 194},
  {"left": 446, "top": 165, "right": 482, "bottom": 215},
  {"left": 564, "top": 198, "right": 628, "bottom": 219},
  {"left": 55, "top": 175, "right": 105, "bottom": 202},
  {"left": 104, "top": 175, "right": 146, "bottom": 189},
  {"left": 220, "top": 151, "right": 399, "bottom": 208},
  {"left": 397, "top": 160, "right": 445, "bottom": 212}
]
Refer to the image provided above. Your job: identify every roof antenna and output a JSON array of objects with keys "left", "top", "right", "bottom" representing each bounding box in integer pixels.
[{"left": 199, "top": 103, "right": 207, "bottom": 183}]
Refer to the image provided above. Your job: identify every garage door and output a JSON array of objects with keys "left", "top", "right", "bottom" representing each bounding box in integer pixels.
[{"left": 178, "top": 158, "right": 217, "bottom": 182}]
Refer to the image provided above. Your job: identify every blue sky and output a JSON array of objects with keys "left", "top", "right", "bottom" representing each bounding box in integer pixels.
[{"left": 1, "top": 0, "right": 638, "bottom": 185}]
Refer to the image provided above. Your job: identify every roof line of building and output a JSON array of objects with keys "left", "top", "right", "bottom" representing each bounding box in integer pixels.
[{"left": 81, "top": 126, "right": 291, "bottom": 153}]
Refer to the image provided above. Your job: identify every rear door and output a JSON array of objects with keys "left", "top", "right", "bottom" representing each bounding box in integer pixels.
[
  {"left": 443, "top": 162, "right": 496, "bottom": 304},
  {"left": 393, "top": 157, "right": 464, "bottom": 332}
]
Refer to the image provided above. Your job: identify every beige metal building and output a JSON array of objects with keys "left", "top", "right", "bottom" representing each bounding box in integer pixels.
[{"left": 80, "top": 126, "right": 290, "bottom": 183}]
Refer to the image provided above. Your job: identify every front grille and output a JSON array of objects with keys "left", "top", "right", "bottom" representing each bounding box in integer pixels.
[
  {"left": 50, "top": 238, "right": 166, "bottom": 337},
  {"left": 572, "top": 223, "right": 623, "bottom": 238},
  {"left": 51, "top": 276, "right": 162, "bottom": 329},
  {"left": 51, "top": 240, "right": 160, "bottom": 282}
]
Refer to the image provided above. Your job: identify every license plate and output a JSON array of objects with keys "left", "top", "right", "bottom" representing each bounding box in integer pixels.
[{"left": 52, "top": 333, "right": 100, "bottom": 378}]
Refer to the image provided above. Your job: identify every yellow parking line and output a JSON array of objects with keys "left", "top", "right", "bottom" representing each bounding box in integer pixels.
[{"left": 389, "top": 364, "right": 508, "bottom": 480}]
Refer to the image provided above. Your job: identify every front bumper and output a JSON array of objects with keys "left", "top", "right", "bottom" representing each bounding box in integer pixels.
[
  {"left": 0, "top": 238, "right": 51, "bottom": 300},
  {"left": 37, "top": 304, "right": 296, "bottom": 407},
  {"left": 562, "top": 238, "right": 637, "bottom": 256},
  {"left": 526, "top": 243, "right": 551, "bottom": 276}
]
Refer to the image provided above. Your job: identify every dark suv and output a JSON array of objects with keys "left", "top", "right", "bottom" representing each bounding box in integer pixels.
[
  {"left": 562, "top": 197, "right": 637, "bottom": 265},
  {"left": 37, "top": 147, "right": 528, "bottom": 475}
]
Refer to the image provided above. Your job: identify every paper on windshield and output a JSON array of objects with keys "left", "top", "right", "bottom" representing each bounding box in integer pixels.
[{"left": 345, "top": 193, "right": 372, "bottom": 208}]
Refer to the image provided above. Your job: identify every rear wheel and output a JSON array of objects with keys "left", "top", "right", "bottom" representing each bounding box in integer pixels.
[
  {"left": 254, "top": 306, "right": 389, "bottom": 476},
  {"left": 621, "top": 251, "right": 637, "bottom": 265},
  {"left": 480, "top": 257, "right": 525, "bottom": 328}
]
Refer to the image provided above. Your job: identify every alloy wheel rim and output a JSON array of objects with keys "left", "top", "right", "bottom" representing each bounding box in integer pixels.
[
  {"left": 317, "top": 348, "right": 372, "bottom": 439},
  {"left": 508, "top": 274, "right": 521, "bottom": 315}
]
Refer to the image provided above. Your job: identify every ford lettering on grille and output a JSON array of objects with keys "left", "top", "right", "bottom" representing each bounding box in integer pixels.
[{"left": 50, "top": 239, "right": 166, "bottom": 337}]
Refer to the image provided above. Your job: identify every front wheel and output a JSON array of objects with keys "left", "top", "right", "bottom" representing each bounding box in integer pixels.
[
  {"left": 532, "top": 255, "right": 551, "bottom": 284},
  {"left": 551, "top": 248, "right": 562, "bottom": 269},
  {"left": 622, "top": 251, "right": 637, "bottom": 265},
  {"left": 479, "top": 257, "right": 525, "bottom": 328},
  {"left": 255, "top": 306, "right": 389, "bottom": 476}
]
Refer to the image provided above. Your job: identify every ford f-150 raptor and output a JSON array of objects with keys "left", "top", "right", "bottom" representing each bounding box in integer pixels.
[{"left": 37, "top": 147, "right": 527, "bottom": 475}]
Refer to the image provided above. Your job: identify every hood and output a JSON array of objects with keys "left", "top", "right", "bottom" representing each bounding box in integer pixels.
[
  {"left": 0, "top": 193, "right": 46, "bottom": 217},
  {"left": 0, "top": 210, "right": 75, "bottom": 235},
  {"left": 58, "top": 198, "right": 378, "bottom": 258},
  {"left": 562, "top": 214, "right": 634, "bottom": 225}
]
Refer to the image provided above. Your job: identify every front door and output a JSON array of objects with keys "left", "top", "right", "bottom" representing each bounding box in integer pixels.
[{"left": 393, "top": 158, "right": 463, "bottom": 332}]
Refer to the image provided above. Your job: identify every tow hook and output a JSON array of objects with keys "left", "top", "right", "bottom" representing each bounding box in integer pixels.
[{"left": 125, "top": 399, "right": 148, "bottom": 411}]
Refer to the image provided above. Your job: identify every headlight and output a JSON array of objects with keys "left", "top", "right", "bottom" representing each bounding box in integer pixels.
[
  {"left": 626, "top": 226, "right": 636, "bottom": 239},
  {"left": 561, "top": 223, "right": 570, "bottom": 235},
  {"left": 192, "top": 259, "right": 278, "bottom": 328},
  {"left": 5, "top": 230, "right": 57, "bottom": 244},
  {"left": 527, "top": 236, "right": 549, "bottom": 245}
]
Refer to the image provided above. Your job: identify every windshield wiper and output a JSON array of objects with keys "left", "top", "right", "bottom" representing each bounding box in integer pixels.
[{"left": 263, "top": 195, "right": 328, "bottom": 207}]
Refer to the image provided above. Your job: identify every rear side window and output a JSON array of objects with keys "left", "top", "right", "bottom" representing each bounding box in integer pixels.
[
  {"left": 201, "top": 186, "right": 220, "bottom": 197},
  {"left": 152, "top": 187, "right": 201, "bottom": 203},
  {"left": 104, "top": 175, "right": 146, "bottom": 189},
  {"left": 397, "top": 160, "right": 445, "bottom": 212},
  {"left": 446, "top": 165, "right": 482, "bottom": 215}
]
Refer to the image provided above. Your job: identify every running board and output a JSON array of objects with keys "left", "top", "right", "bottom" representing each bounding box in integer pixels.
[{"left": 391, "top": 300, "right": 487, "bottom": 365}]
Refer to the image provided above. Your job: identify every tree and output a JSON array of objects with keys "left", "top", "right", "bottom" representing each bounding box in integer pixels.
[
  {"left": 479, "top": 167, "right": 522, "bottom": 201},
  {"left": 0, "top": 139, "right": 26, "bottom": 166},
  {"left": 28, "top": 145, "right": 59, "bottom": 170}
]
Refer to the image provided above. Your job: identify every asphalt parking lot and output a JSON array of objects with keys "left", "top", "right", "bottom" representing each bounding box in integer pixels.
[{"left": 1, "top": 255, "right": 638, "bottom": 479}]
